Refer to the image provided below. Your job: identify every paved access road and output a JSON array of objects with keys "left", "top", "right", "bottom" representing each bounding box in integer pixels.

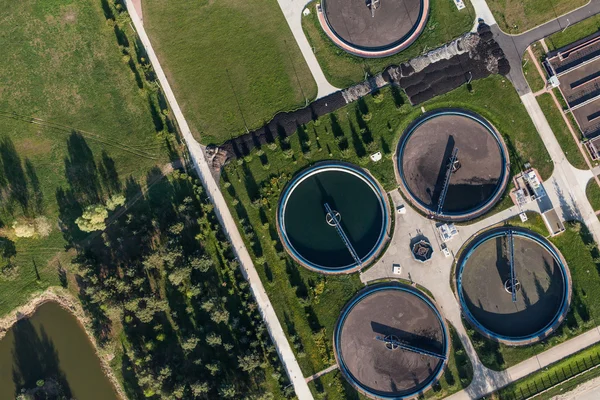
[
  {"left": 485, "top": 0, "right": 600, "bottom": 95},
  {"left": 125, "top": 2, "right": 315, "bottom": 399},
  {"left": 276, "top": 0, "right": 339, "bottom": 98}
]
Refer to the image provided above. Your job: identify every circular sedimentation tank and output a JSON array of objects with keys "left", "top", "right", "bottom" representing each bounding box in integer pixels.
[
  {"left": 334, "top": 283, "right": 449, "bottom": 399},
  {"left": 396, "top": 109, "right": 510, "bottom": 221},
  {"left": 318, "top": 0, "right": 429, "bottom": 58},
  {"left": 456, "top": 227, "right": 572, "bottom": 345},
  {"left": 278, "top": 162, "right": 389, "bottom": 274}
]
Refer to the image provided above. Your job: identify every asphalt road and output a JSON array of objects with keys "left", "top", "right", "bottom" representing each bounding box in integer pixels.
[{"left": 490, "top": 0, "right": 600, "bottom": 95}]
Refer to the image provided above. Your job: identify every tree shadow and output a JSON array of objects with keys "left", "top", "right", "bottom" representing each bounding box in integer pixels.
[
  {"left": 357, "top": 98, "right": 369, "bottom": 115},
  {"left": 148, "top": 96, "right": 164, "bottom": 132},
  {"left": 11, "top": 319, "right": 72, "bottom": 398},
  {"left": 114, "top": 24, "right": 129, "bottom": 48},
  {"left": 58, "top": 262, "right": 68, "bottom": 288},
  {"left": 64, "top": 132, "right": 102, "bottom": 205},
  {"left": 0, "top": 236, "right": 17, "bottom": 261},
  {"left": 349, "top": 122, "right": 366, "bottom": 158},
  {"left": 128, "top": 58, "right": 144, "bottom": 89},
  {"left": 330, "top": 114, "right": 344, "bottom": 138},
  {"left": 24, "top": 158, "right": 43, "bottom": 214},
  {"left": 391, "top": 84, "right": 405, "bottom": 108},
  {"left": 0, "top": 137, "right": 30, "bottom": 213},
  {"left": 98, "top": 151, "right": 121, "bottom": 195},
  {"left": 100, "top": 0, "right": 115, "bottom": 20},
  {"left": 55, "top": 187, "right": 85, "bottom": 245},
  {"left": 120, "top": 345, "right": 144, "bottom": 400}
]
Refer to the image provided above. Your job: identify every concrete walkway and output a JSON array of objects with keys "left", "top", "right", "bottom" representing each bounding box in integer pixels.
[
  {"left": 124, "top": 2, "right": 314, "bottom": 399},
  {"left": 446, "top": 326, "right": 600, "bottom": 400},
  {"left": 520, "top": 92, "right": 600, "bottom": 241},
  {"left": 305, "top": 364, "right": 339, "bottom": 383},
  {"left": 470, "top": 0, "right": 496, "bottom": 26},
  {"left": 276, "top": 0, "right": 339, "bottom": 98}
]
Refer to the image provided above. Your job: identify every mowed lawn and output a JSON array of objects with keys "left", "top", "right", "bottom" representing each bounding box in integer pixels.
[
  {"left": 143, "top": 0, "right": 318, "bottom": 145},
  {"left": 0, "top": 0, "right": 169, "bottom": 316},
  {"left": 488, "top": 0, "right": 589, "bottom": 34},
  {"left": 546, "top": 13, "right": 600, "bottom": 50}
]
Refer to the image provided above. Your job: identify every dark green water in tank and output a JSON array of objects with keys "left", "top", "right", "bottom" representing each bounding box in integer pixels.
[
  {"left": 283, "top": 169, "right": 384, "bottom": 269},
  {"left": 0, "top": 302, "right": 119, "bottom": 400}
]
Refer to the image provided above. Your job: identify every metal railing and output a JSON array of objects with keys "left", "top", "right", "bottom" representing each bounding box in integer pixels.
[
  {"left": 436, "top": 147, "right": 459, "bottom": 216},
  {"left": 324, "top": 202, "right": 362, "bottom": 267},
  {"left": 498, "top": 351, "right": 600, "bottom": 400},
  {"left": 374, "top": 335, "right": 447, "bottom": 360}
]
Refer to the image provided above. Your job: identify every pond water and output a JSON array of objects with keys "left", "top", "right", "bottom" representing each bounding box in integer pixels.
[{"left": 0, "top": 301, "right": 119, "bottom": 400}]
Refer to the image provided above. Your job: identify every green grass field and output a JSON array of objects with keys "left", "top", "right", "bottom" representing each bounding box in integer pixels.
[
  {"left": 488, "top": 0, "right": 588, "bottom": 34},
  {"left": 301, "top": 0, "right": 475, "bottom": 88},
  {"left": 0, "top": 0, "right": 170, "bottom": 316},
  {"left": 522, "top": 51, "right": 546, "bottom": 93},
  {"left": 466, "top": 220, "right": 600, "bottom": 371},
  {"left": 537, "top": 93, "right": 587, "bottom": 169},
  {"left": 546, "top": 14, "right": 600, "bottom": 50},
  {"left": 220, "top": 75, "right": 552, "bottom": 378},
  {"left": 586, "top": 180, "right": 600, "bottom": 211},
  {"left": 143, "top": 0, "right": 317, "bottom": 145}
]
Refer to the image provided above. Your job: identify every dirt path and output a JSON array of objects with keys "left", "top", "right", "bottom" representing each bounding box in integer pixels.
[
  {"left": 0, "top": 288, "right": 127, "bottom": 400},
  {"left": 551, "top": 374, "right": 600, "bottom": 399}
]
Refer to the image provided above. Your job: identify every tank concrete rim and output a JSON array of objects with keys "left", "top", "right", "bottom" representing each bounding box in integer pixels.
[
  {"left": 317, "top": 0, "right": 430, "bottom": 58},
  {"left": 396, "top": 108, "right": 510, "bottom": 221},
  {"left": 334, "top": 282, "right": 449, "bottom": 399},
  {"left": 277, "top": 162, "right": 389, "bottom": 274},
  {"left": 456, "top": 227, "right": 572, "bottom": 345}
]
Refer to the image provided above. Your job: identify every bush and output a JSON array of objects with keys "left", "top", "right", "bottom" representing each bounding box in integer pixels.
[
  {"left": 34, "top": 217, "right": 52, "bottom": 237},
  {"left": 76, "top": 205, "right": 108, "bottom": 232},
  {"left": 13, "top": 221, "right": 35, "bottom": 238},
  {"left": 106, "top": 194, "right": 126, "bottom": 210}
]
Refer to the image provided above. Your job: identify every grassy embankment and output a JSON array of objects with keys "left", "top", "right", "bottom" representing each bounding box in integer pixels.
[
  {"left": 301, "top": 0, "right": 475, "bottom": 88},
  {"left": 143, "top": 0, "right": 317, "bottom": 145}
]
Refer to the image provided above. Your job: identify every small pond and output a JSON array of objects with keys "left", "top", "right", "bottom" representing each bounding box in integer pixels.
[{"left": 0, "top": 301, "right": 119, "bottom": 399}]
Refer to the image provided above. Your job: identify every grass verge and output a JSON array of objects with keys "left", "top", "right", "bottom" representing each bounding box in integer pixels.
[
  {"left": 301, "top": 0, "right": 475, "bottom": 88},
  {"left": 488, "top": 0, "right": 588, "bottom": 34},
  {"left": 586, "top": 179, "right": 600, "bottom": 211},
  {"left": 522, "top": 51, "right": 546, "bottom": 93},
  {"left": 496, "top": 342, "right": 600, "bottom": 399},
  {"left": 537, "top": 93, "right": 588, "bottom": 169},
  {"left": 546, "top": 14, "right": 600, "bottom": 51},
  {"left": 143, "top": 0, "right": 317, "bottom": 145}
]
